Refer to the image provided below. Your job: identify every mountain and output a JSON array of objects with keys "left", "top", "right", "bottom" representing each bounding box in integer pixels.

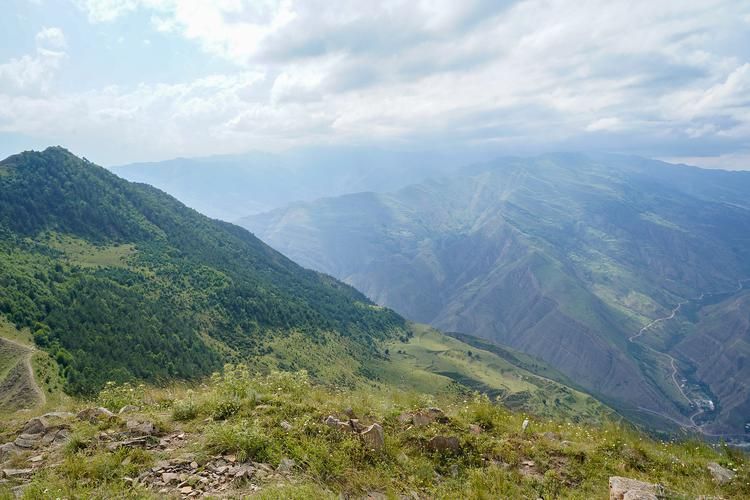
[
  {"left": 0, "top": 147, "right": 409, "bottom": 395},
  {"left": 110, "top": 148, "right": 481, "bottom": 221},
  {"left": 241, "top": 153, "right": 750, "bottom": 439},
  {"left": 0, "top": 147, "right": 608, "bottom": 431}
]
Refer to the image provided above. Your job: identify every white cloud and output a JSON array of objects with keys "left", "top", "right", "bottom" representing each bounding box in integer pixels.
[
  {"left": 2, "top": 0, "right": 748, "bottom": 165},
  {"left": 0, "top": 27, "right": 66, "bottom": 96}
]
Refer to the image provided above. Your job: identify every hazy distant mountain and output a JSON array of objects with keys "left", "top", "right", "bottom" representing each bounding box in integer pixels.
[
  {"left": 111, "top": 148, "right": 483, "bottom": 221},
  {"left": 241, "top": 153, "right": 750, "bottom": 438}
]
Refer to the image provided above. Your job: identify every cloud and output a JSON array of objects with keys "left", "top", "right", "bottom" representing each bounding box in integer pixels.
[
  {"left": 0, "top": 27, "right": 66, "bottom": 96},
  {"left": 2, "top": 1, "right": 749, "bottom": 166}
]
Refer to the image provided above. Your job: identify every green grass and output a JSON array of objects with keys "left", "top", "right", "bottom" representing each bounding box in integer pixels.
[
  {"left": 43, "top": 233, "right": 136, "bottom": 268},
  {"left": 2, "top": 367, "right": 747, "bottom": 499}
]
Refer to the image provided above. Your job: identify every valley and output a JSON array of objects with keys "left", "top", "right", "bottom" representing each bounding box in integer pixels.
[{"left": 242, "top": 153, "right": 750, "bottom": 441}]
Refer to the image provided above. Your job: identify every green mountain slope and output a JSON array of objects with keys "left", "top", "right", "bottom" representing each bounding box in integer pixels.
[
  {"left": 0, "top": 147, "right": 407, "bottom": 394},
  {"left": 241, "top": 153, "right": 750, "bottom": 440},
  {"left": 0, "top": 147, "right": 606, "bottom": 430}
]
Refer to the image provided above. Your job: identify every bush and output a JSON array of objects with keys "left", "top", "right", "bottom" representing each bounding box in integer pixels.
[
  {"left": 97, "top": 381, "right": 146, "bottom": 412},
  {"left": 172, "top": 394, "right": 198, "bottom": 421},
  {"left": 206, "top": 420, "right": 275, "bottom": 463}
]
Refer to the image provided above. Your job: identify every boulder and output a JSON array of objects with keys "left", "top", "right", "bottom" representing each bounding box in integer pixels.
[
  {"left": 77, "top": 407, "right": 115, "bottom": 423},
  {"left": 707, "top": 462, "right": 735, "bottom": 485},
  {"left": 0, "top": 443, "right": 19, "bottom": 462},
  {"left": 126, "top": 419, "right": 157, "bottom": 436},
  {"left": 427, "top": 436, "right": 460, "bottom": 454},
  {"left": 21, "top": 417, "right": 48, "bottom": 435},
  {"left": 14, "top": 434, "right": 42, "bottom": 449},
  {"left": 277, "top": 458, "right": 295, "bottom": 473},
  {"left": 609, "top": 476, "right": 662, "bottom": 500},
  {"left": 361, "top": 423, "right": 385, "bottom": 452}
]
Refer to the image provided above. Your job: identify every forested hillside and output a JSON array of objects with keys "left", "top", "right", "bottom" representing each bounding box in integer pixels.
[{"left": 0, "top": 147, "right": 406, "bottom": 394}]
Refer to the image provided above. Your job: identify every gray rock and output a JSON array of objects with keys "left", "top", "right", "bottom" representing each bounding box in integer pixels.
[
  {"left": 427, "top": 435, "right": 460, "bottom": 454},
  {"left": 1, "top": 469, "right": 34, "bottom": 479},
  {"left": 162, "top": 472, "right": 180, "bottom": 484},
  {"left": 609, "top": 476, "right": 662, "bottom": 500},
  {"left": 119, "top": 405, "right": 140, "bottom": 414},
  {"left": 707, "top": 462, "right": 735, "bottom": 485},
  {"left": 77, "top": 407, "right": 115, "bottom": 423},
  {"left": 126, "top": 419, "right": 157, "bottom": 436},
  {"left": 280, "top": 420, "right": 293, "bottom": 431},
  {"left": 277, "top": 458, "right": 295, "bottom": 473},
  {"left": 0, "top": 443, "right": 19, "bottom": 461},
  {"left": 14, "top": 433, "right": 42, "bottom": 449},
  {"left": 361, "top": 423, "right": 385, "bottom": 452}
]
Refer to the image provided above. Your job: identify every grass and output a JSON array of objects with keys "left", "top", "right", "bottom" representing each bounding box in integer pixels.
[
  {"left": 43, "top": 232, "right": 136, "bottom": 268},
  {"left": 379, "top": 325, "right": 612, "bottom": 423},
  {"left": 1, "top": 365, "right": 747, "bottom": 499}
]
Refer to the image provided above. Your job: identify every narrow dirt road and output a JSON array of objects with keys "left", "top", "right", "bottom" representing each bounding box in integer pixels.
[{"left": 0, "top": 336, "right": 45, "bottom": 409}]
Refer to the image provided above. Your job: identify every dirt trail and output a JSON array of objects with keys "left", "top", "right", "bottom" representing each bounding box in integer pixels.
[{"left": 0, "top": 336, "right": 45, "bottom": 410}]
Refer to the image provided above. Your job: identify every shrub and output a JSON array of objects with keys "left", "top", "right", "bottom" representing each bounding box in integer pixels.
[{"left": 97, "top": 381, "right": 146, "bottom": 412}]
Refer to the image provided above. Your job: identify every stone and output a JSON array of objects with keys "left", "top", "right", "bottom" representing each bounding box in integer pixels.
[
  {"left": 126, "top": 419, "right": 157, "bottom": 436},
  {"left": 119, "top": 405, "right": 140, "bottom": 414},
  {"left": 179, "top": 486, "right": 193, "bottom": 494},
  {"left": 277, "top": 458, "right": 295, "bottom": 473},
  {"left": 14, "top": 433, "right": 42, "bottom": 449},
  {"left": 28, "top": 455, "right": 44, "bottom": 463},
  {"left": 77, "top": 407, "right": 115, "bottom": 423},
  {"left": 0, "top": 443, "right": 19, "bottom": 461},
  {"left": 521, "top": 418, "right": 530, "bottom": 432},
  {"left": 609, "top": 476, "right": 662, "bottom": 500},
  {"left": 325, "top": 415, "right": 339, "bottom": 427},
  {"left": 162, "top": 472, "right": 179, "bottom": 484},
  {"left": 1, "top": 469, "right": 33, "bottom": 479},
  {"left": 22, "top": 417, "right": 48, "bottom": 435},
  {"left": 707, "top": 462, "right": 735, "bottom": 485},
  {"left": 361, "top": 423, "right": 385, "bottom": 452},
  {"left": 280, "top": 420, "right": 293, "bottom": 431},
  {"left": 469, "top": 424, "right": 482, "bottom": 434},
  {"left": 427, "top": 436, "right": 460, "bottom": 454}
]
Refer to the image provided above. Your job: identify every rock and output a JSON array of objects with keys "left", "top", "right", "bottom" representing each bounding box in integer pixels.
[
  {"left": 344, "top": 408, "right": 357, "bottom": 419},
  {"left": 325, "top": 415, "right": 339, "bottom": 428},
  {"left": 162, "top": 472, "right": 179, "bottom": 484},
  {"left": 190, "top": 461, "right": 199, "bottom": 469},
  {"left": 179, "top": 485, "right": 193, "bottom": 494},
  {"left": 521, "top": 418, "right": 529, "bottom": 432},
  {"left": 277, "top": 458, "right": 295, "bottom": 473},
  {"left": 609, "top": 476, "right": 662, "bottom": 500},
  {"left": 280, "top": 420, "right": 293, "bottom": 431},
  {"left": 77, "top": 407, "right": 115, "bottom": 423},
  {"left": 22, "top": 417, "right": 48, "bottom": 435},
  {"left": 106, "top": 436, "right": 151, "bottom": 451},
  {"left": 14, "top": 433, "right": 42, "bottom": 449},
  {"left": 361, "top": 423, "right": 385, "bottom": 452},
  {"left": 1, "top": 469, "right": 33, "bottom": 479},
  {"left": 126, "top": 419, "right": 157, "bottom": 436},
  {"left": 0, "top": 443, "right": 19, "bottom": 461},
  {"left": 469, "top": 424, "right": 482, "bottom": 434},
  {"left": 427, "top": 436, "right": 460, "bottom": 454},
  {"left": 707, "top": 462, "right": 735, "bottom": 485},
  {"left": 28, "top": 455, "right": 44, "bottom": 464},
  {"left": 542, "top": 432, "right": 560, "bottom": 441},
  {"left": 119, "top": 405, "right": 140, "bottom": 414}
]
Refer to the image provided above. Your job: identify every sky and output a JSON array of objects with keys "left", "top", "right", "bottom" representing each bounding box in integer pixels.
[{"left": 1, "top": 0, "right": 749, "bottom": 168}]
